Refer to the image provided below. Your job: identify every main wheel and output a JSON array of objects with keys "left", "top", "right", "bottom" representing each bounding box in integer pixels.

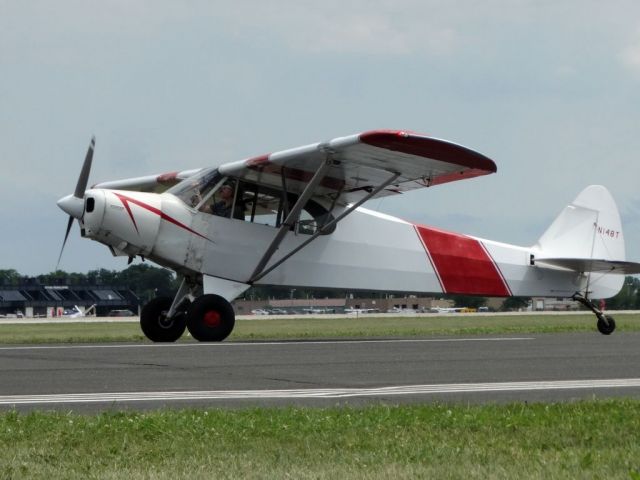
[
  {"left": 597, "top": 315, "right": 616, "bottom": 335},
  {"left": 140, "top": 296, "right": 187, "bottom": 342},
  {"left": 186, "top": 294, "right": 235, "bottom": 342}
]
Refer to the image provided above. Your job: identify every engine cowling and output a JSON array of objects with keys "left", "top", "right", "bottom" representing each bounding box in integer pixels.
[{"left": 82, "top": 189, "right": 162, "bottom": 257}]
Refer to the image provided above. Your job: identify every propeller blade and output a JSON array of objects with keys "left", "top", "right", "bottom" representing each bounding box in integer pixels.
[
  {"left": 74, "top": 136, "right": 95, "bottom": 198},
  {"left": 55, "top": 215, "right": 75, "bottom": 271},
  {"left": 56, "top": 136, "right": 95, "bottom": 270}
]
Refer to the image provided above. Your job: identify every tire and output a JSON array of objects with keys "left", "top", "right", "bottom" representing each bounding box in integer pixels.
[
  {"left": 186, "top": 294, "right": 235, "bottom": 342},
  {"left": 597, "top": 315, "right": 616, "bottom": 335},
  {"left": 140, "top": 296, "right": 187, "bottom": 342}
]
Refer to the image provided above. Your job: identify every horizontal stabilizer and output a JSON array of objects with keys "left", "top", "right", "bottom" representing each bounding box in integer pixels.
[{"left": 535, "top": 258, "right": 640, "bottom": 275}]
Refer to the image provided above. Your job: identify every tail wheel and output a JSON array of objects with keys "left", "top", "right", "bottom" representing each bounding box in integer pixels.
[
  {"left": 186, "top": 294, "right": 235, "bottom": 342},
  {"left": 597, "top": 315, "right": 616, "bottom": 335},
  {"left": 140, "top": 296, "right": 187, "bottom": 342}
]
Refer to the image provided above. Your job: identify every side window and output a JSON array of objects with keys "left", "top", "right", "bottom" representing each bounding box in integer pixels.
[
  {"left": 237, "top": 181, "right": 335, "bottom": 235},
  {"left": 242, "top": 184, "right": 282, "bottom": 227}
]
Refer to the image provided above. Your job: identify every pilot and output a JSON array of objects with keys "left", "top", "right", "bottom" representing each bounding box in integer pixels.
[{"left": 211, "top": 184, "right": 235, "bottom": 218}]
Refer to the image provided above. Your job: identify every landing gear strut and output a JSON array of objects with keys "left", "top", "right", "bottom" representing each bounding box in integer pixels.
[{"left": 572, "top": 293, "right": 616, "bottom": 335}]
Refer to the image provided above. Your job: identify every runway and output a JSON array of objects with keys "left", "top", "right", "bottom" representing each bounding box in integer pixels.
[{"left": 1, "top": 333, "right": 639, "bottom": 411}]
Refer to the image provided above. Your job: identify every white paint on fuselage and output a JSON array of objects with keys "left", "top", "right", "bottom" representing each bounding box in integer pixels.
[{"left": 143, "top": 193, "right": 621, "bottom": 299}]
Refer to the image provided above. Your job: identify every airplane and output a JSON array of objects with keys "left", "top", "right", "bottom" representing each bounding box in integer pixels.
[
  {"left": 56, "top": 130, "right": 640, "bottom": 342},
  {"left": 61, "top": 305, "right": 96, "bottom": 318}
]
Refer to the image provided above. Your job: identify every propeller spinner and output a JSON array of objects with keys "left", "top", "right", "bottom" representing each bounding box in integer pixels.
[{"left": 55, "top": 137, "right": 95, "bottom": 269}]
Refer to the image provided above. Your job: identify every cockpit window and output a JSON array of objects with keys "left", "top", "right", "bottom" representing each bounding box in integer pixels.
[
  {"left": 170, "top": 173, "right": 335, "bottom": 235},
  {"left": 167, "top": 168, "right": 224, "bottom": 208},
  {"left": 238, "top": 181, "right": 335, "bottom": 235}
]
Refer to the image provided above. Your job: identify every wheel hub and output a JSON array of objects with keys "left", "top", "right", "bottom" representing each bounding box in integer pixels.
[
  {"left": 203, "top": 310, "right": 221, "bottom": 327},
  {"left": 158, "top": 312, "right": 174, "bottom": 329}
]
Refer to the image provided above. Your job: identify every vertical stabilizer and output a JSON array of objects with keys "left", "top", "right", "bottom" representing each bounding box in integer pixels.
[
  {"left": 533, "top": 185, "right": 626, "bottom": 298},
  {"left": 534, "top": 185, "right": 625, "bottom": 262}
]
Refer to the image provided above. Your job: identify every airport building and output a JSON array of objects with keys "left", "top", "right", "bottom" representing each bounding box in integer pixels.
[
  {"left": 0, "top": 279, "right": 139, "bottom": 317},
  {"left": 234, "top": 296, "right": 455, "bottom": 315}
]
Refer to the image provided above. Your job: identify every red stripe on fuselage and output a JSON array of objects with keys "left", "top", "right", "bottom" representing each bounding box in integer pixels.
[
  {"left": 414, "top": 225, "right": 511, "bottom": 296},
  {"left": 114, "top": 193, "right": 211, "bottom": 242}
]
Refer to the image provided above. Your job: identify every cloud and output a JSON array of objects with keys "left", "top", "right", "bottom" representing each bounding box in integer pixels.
[
  {"left": 212, "top": 1, "right": 461, "bottom": 56},
  {"left": 620, "top": 31, "right": 640, "bottom": 74}
]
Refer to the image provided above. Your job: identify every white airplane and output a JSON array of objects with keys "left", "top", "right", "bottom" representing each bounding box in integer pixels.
[
  {"left": 56, "top": 130, "right": 640, "bottom": 341},
  {"left": 61, "top": 305, "right": 96, "bottom": 318}
]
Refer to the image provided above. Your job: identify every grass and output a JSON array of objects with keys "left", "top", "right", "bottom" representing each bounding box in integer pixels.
[
  {"left": 1, "top": 401, "right": 640, "bottom": 479},
  {"left": 0, "top": 313, "right": 640, "bottom": 344},
  {"left": 2, "top": 318, "right": 639, "bottom": 478}
]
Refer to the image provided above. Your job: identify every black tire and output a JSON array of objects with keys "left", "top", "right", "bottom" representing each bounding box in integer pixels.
[
  {"left": 140, "top": 296, "right": 187, "bottom": 342},
  {"left": 597, "top": 315, "right": 616, "bottom": 335},
  {"left": 186, "top": 294, "right": 235, "bottom": 342}
]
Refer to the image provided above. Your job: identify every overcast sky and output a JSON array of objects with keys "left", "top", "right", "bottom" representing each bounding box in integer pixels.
[{"left": 2, "top": 0, "right": 640, "bottom": 276}]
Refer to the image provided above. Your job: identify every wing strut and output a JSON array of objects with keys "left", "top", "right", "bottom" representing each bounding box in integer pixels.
[
  {"left": 248, "top": 150, "right": 335, "bottom": 282},
  {"left": 249, "top": 171, "right": 400, "bottom": 284}
]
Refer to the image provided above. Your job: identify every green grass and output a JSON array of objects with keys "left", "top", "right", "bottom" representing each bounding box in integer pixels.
[
  {"left": 232, "top": 313, "right": 640, "bottom": 339},
  {"left": 1, "top": 313, "right": 640, "bottom": 344},
  {"left": 1, "top": 401, "right": 640, "bottom": 479}
]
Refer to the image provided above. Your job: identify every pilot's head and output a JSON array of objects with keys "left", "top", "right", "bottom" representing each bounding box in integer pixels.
[{"left": 220, "top": 184, "right": 233, "bottom": 198}]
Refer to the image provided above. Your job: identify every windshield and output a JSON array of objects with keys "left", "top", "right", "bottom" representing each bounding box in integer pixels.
[{"left": 167, "top": 168, "right": 224, "bottom": 208}]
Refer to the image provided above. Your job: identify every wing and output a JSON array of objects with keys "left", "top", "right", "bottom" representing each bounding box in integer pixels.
[
  {"left": 218, "top": 130, "right": 497, "bottom": 204},
  {"left": 92, "top": 168, "right": 202, "bottom": 193}
]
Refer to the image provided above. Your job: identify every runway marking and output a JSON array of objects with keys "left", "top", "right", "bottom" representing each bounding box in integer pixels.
[
  {"left": 0, "top": 337, "right": 534, "bottom": 351},
  {"left": 2, "top": 379, "right": 640, "bottom": 405}
]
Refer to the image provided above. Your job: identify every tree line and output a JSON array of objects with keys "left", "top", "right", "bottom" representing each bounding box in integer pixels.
[
  {"left": 1, "top": 266, "right": 639, "bottom": 310},
  {"left": 0, "top": 265, "right": 179, "bottom": 305}
]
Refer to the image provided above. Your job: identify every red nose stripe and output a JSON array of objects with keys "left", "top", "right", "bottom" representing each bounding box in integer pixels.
[
  {"left": 114, "top": 193, "right": 211, "bottom": 242},
  {"left": 415, "top": 225, "right": 511, "bottom": 296}
]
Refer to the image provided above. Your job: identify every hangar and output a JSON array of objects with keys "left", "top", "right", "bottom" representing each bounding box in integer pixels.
[{"left": 0, "top": 279, "right": 139, "bottom": 317}]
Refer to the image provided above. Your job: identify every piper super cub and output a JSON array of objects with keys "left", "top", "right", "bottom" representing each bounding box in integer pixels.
[{"left": 57, "top": 130, "right": 640, "bottom": 341}]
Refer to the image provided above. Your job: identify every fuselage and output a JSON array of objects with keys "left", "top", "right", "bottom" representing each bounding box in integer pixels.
[{"left": 79, "top": 188, "right": 622, "bottom": 300}]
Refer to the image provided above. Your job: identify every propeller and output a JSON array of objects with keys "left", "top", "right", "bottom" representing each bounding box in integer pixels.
[{"left": 55, "top": 137, "right": 95, "bottom": 270}]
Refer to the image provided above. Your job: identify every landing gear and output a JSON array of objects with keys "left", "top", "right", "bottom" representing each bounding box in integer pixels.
[
  {"left": 186, "top": 294, "right": 235, "bottom": 342},
  {"left": 139, "top": 276, "right": 242, "bottom": 343},
  {"left": 140, "top": 296, "right": 188, "bottom": 342},
  {"left": 597, "top": 315, "right": 616, "bottom": 335},
  {"left": 572, "top": 293, "right": 616, "bottom": 335}
]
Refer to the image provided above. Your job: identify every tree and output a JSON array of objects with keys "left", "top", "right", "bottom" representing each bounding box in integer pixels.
[
  {"left": 447, "top": 294, "right": 487, "bottom": 309},
  {"left": 0, "top": 269, "right": 21, "bottom": 286},
  {"left": 605, "top": 276, "right": 640, "bottom": 310},
  {"left": 501, "top": 296, "right": 531, "bottom": 311},
  {"left": 117, "top": 264, "right": 178, "bottom": 301}
]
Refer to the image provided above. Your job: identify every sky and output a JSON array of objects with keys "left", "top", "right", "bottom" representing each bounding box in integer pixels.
[{"left": 1, "top": 0, "right": 640, "bottom": 276}]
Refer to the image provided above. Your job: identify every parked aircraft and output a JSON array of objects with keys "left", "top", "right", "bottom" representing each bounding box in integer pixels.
[
  {"left": 62, "top": 305, "right": 96, "bottom": 318},
  {"left": 56, "top": 130, "right": 640, "bottom": 341}
]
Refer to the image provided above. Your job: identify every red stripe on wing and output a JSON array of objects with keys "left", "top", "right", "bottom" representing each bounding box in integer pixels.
[
  {"left": 415, "top": 225, "right": 511, "bottom": 296},
  {"left": 360, "top": 130, "right": 497, "bottom": 173}
]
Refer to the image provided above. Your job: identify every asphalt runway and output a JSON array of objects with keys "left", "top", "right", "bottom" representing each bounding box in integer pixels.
[{"left": 1, "top": 333, "right": 639, "bottom": 411}]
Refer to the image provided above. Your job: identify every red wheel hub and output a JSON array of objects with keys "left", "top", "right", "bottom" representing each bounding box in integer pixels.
[{"left": 203, "top": 310, "right": 221, "bottom": 327}]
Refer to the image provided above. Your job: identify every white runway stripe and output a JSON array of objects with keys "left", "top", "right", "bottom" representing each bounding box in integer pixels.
[{"left": 2, "top": 378, "right": 640, "bottom": 405}]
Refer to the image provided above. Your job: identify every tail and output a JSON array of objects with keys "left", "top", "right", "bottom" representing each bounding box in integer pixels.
[{"left": 532, "top": 185, "right": 640, "bottom": 298}]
